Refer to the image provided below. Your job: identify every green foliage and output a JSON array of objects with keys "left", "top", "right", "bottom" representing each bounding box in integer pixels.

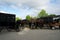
[
  {"left": 26, "top": 15, "right": 31, "bottom": 20},
  {"left": 49, "top": 14, "right": 56, "bottom": 16},
  {"left": 32, "top": 16, "right": 37, "bottom": 19},
  {"left": 38, "top": 9, "right": 48, "bottom": 18},
  {"left": 16, "top": 17, "right": 21, "bottom": 21}
]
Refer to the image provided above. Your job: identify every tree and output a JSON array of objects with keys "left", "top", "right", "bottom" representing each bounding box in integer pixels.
[
  {"left": 16, "top": 17, "right": 21, "bottom": 21},
  {"left": 37, "top": 9, "right": 48, "bottom": 18},
  {"left": 32, "top": 16, "right": 37, "bottom": 19},
  {"left": 26, "top": 15, "right": 31, "bottom": 21},
  {"left": 49, "top": 14, "right": 56, "bottom": 16}
]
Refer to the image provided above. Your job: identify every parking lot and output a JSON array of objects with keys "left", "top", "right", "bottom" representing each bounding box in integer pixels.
[{"left": 0, "top": 28, "right": 60, "bottom": 40}]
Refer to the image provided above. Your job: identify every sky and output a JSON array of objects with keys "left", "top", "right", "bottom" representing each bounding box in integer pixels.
[{"left": 0, "top": 0, "right": 60, "bottom": 19}]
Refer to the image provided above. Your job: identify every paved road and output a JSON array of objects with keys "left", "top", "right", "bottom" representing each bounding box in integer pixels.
[{"left": 0, "top": 29, "right": 60, "bottom": 40}]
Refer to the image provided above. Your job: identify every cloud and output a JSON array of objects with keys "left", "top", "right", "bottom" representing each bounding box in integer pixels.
[
  {"left": 0, "top": 0, "right": 50, "bottom": 9},
  {"left": 46, "top": 2, "right": 60, "bottom": 15},
  {"left": 0, "top": 0, "right": 60, "bottom": 19},
  {"left": 0, "top": 11, "right": 8, "bottom": 13},
  {"left": 10, "top": 5, "right": 17, "bottom": 9},
  {"left": 0, "top": 10, "right": 16, "bottom": 15}
]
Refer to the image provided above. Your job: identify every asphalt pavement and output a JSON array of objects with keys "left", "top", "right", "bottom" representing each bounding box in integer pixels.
[{"left": 0, "top": 29, "right": 60, "bottom": 40}]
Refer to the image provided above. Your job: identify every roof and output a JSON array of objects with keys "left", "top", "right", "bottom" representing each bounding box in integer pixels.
[
  {"left": 0, "top": 12, "right": 15, "bottom": 16},
  {"left": 39, "top": 15, "right": 60, "bottom": 19}
]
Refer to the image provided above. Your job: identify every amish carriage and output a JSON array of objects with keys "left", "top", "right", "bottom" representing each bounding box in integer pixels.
[
  {"left": 48, "top": 15, "right": 60, "bottom": 29},
  {"left": 20, "top": 19, "right": 28, "bottom": 28},
  {"left": 15, "top": 15, "right": 60, "bottom": 30},
  {"left": 35, "top": 18, "right": 44, "bottom": 29},
  {"left": 37, "top": 15, "right": 60, "bottom": 29},
  {"left": 28, "top": 19, "right": 36, "bottom": 29},
  {"left": 0, "top": 13, "right": 20, "bottom": 32},
  {"left": 20, "top": 19, "right": 37, "bottom": 29}
]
